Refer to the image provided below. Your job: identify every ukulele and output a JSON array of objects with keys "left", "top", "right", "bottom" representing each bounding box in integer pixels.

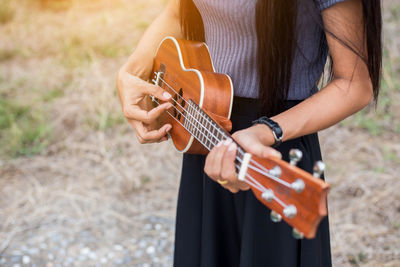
[{"left": 150, "top": 36, "right": 329, "bottom": 239}]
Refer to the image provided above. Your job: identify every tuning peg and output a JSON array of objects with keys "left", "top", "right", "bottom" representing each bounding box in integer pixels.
[
  {"left": 289, "top": 149, "right": 303, "bottom": 165},
  {"left": 283, "top": 205, "right": 297, "bottom": 219},
  {"left": 313, "top": 161, "right": 325, "bottom": 178},
  {"left": 269, "top": 166, "right": 281, "bottom": 178},
  {"left": 291, "top": 179, "right": 305, "bottom": 193},
  {"left": 261, "top": 189, "right": 274, "bottom": 202},
  {"left": 292, "top": 228, "right": 304, "bottom": 239},
  {"left": 270, "top": 211, "right": 282, "bottom": 223}
]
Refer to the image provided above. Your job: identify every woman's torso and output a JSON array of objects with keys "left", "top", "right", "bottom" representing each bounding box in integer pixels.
[{"left": 193, "top": 0, "right": 332, "bottom": 100}]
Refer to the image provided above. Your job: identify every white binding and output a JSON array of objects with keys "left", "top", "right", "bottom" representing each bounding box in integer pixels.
[
  {"left": 238, "top": 153, "right": 252, "bottom": 181},
  {"left": 203, "top": 42, "right": 234, "bottom": 119},
  {"left": 226, "top": 75, "right": 234, "bottom": 119},
  {"left": 155, "top": 36, "right": 204, "bottom": 153}
]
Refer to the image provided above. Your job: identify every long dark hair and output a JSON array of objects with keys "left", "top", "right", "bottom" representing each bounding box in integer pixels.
[{"left": 179, "top": 0, "right": 382, "bottom": 116}]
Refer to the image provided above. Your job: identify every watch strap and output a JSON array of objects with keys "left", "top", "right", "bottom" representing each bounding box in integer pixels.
[{"left": 252, "top": 116, "right": 284, "bottom": 148}]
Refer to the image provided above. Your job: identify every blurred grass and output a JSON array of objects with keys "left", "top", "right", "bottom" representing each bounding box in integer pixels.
[
  {"left": 342, "top": 2, "right": 400, "bottom": 135},
  {"left": 0, "top": 97, "right": 51, "bottom": 157},
  {"left": 0, "top": 0, "right": 398, "bottom": 156},
  {"left": 0, "top": 0, "right": 15, "bottom": 24},
  {"left": 0, "top": 1, "right": 398, "bottom": 266},
  {"left": 0, "top": 0, "right": 155, "bottom": 158}
]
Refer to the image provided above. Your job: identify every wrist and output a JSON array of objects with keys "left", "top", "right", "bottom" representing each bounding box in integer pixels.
[
  {"left": 252, "top": 124, "right": 276, "bottom": 147},
  {"left": 252, "top": 116, "right": 284, "bottom": 148}
]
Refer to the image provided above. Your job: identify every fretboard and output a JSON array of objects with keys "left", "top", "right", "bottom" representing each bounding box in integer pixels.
[{"left": 183, "top": 100, "right": 244, "bottom": 169}]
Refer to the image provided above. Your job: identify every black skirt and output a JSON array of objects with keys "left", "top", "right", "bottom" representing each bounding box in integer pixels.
[{"left": 174, "top": 97, "right": 332, "bottom": 267}]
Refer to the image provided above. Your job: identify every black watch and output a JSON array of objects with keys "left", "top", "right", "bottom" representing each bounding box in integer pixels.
[{"left": 252, "top": 116, "right": 284, "bottom": 148}]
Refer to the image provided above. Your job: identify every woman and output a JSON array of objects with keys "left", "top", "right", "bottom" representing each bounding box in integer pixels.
[{"left": 117, "top": 0, "right": 382, "bottom": 266}]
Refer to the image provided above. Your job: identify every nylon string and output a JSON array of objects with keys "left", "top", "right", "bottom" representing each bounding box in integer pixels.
[
  {"left": 150, "top": 80, "right": 290, "bottom": 208},
  {"left": 156, "top": 74, "right": 283, "bottom": 178},
  {"left": 154, "top": 74, "right": 292, "bottom": 189}
]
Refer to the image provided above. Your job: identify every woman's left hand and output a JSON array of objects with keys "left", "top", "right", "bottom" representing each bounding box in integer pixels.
[{"left": 204, "top": 124, "right": 282, "bottom": 193}]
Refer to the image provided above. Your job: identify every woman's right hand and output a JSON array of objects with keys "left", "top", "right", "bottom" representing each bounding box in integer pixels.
[{"left": 117, "top": 68, "right": 173, "bottom": 144}]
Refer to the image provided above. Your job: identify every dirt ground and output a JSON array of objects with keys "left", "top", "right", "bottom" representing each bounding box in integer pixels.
[{"left": 0, "top": 0, "right": 399, "bottom": 266}]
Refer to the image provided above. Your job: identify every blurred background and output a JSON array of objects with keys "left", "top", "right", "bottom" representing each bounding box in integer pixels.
[{"left": 0, "top": 0, "right": 399, "bottom": 266}]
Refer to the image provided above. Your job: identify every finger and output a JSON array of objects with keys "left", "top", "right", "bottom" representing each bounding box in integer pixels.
[
  {"left": 221, "top": 184, "right": 239, "bottom": 194},
  {"left": 242, "top": 140, "right": 282, "bottom": 159},
  {"left": 204, "top": 139, "right": 226, "bottom": 180},
  {"left": 124, "top": 102, "right": 172, "bottom": 123},
  {"left": 220, "top": 142, "right": 238, "bottom": 183},
  {"left": 128, "top": 120, "right": 147, "bottom": 144},
  {"left": 260, "top": 146, "right": 282, "bottom": 159},
  {"left": 134, "top": 128, "right": 147, "bottom": 144},
  {"left": 128, "top": 75, "right": 172, "bottom": 101},
  {"left": 219, "top": 141, "right": 250, "bottom": 191},
  {"left": 157, "top": 136, "right": 169, "bottom": 143},
  {"left": 135, "top": 122, "right": 172, "bottom": 142},
  {"left": 210, "top": 138, "right": 232, "bottom": 179},
  {"left": 204, "top": 146, "right": 217, "bottom": 178},
  {"left": 235, "top": 181, "right": 250, "bottom": 191},
  {"left": 144, "top": 82, "right": 172, "bottom": 101}
]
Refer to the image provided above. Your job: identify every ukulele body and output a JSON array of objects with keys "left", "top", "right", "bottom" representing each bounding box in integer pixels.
[
  {"left": 150, "top": 37, "right": 330, "bottom": 239},
  {"left": 152, "top": 37, "right": 233, "bottom": 154}
]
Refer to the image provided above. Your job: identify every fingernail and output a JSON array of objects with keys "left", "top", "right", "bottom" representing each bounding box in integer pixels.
[
  {"left": 166, "top": 125, "right": 172, "bottom": 132},
  {"left": 224, "top": 138, "right": 232, "bottom": 146},
  {"left": 228, "top": 142, "right": 237, "bottom": 152},
  {"left": 272, "top": 151, "right": 282, "bottom": 158},
  {"left": 216, "top": 141, "right": 223, "bottom": 147},
  {"left": 163, "top": 92, "right": 171, "bottom": 99}
]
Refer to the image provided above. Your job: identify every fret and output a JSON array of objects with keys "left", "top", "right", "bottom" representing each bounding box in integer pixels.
[
  {"left": 189, "top": 104, "right": 194, "bottom": 135},
  {"left": 204, "top": 116, "right": 211, "bottom": 149},
  {"left": 200, "top": 112, "right": 206, "bottom": 144},
  {"left": 201, "top": 113, "right": 208, "bottom": 145},
  {"left": 184, "top": 103, "right": 192, "bottom": 134},
  {"left": 183, "top": 103, "right": 188, "bottom": 129},
  {"left": 188, "top": 104, "right": 192, "bottom": 134},
  {"left": 185, "top": 100, "right": 234, "bottom": 151},
  {"left": 191, "top": 105, "right": 198, "bottom": 138},
  {"left": 197, "top": 107, "right": 205, "bottom": 145},
  {"left": 210, "top": 123, "right": 216, "bottom": 148},
  {"left": 217, "top": 131, "right": 223, "bottom": 142},
  {"left": 201, "top": 114, "right": 207, "bottom": 147},
  {"left": 195, "top": 106, "right": 202, "bottom": 143},
  {"left": 212, "top": 123, "right": 218, "bottom": 143}
]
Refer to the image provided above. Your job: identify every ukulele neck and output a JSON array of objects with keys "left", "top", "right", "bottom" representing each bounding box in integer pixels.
[{"left": 182, "top": 100, "right": 245, "bottom": 169}]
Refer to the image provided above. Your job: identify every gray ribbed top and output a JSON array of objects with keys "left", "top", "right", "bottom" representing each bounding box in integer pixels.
[{"left": 193, "top": 0, "right": 344, "bottom": 99}]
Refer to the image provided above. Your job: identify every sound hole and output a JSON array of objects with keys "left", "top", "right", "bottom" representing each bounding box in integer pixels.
[
  {"left": 177, "top": 88, "right": 184, "bottom": 120},
  {"left": 173, "top": 94, "right": 178, "bottom": 117},
  {"left": 172, "top": 88, "right": 185, "bottom": 121}
]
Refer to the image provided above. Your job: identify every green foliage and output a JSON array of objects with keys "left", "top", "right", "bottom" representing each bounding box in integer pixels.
[
  {"left": 34, "top": 0, "right": 72, "bottom": 11},
  {"left": 0, "top": 0, "right": 15, "bottom": 24},
  {"left": 345, "top": 48, "right": 400, "bottom": 136},
  {"left": 372, "top": 167, "right": 385, "bottom": 174},
  {"left": 61, "top": 35, "right": 94, "bottom": 68},
  {"left": 86, "top": 111, "right": 125, "bottom": 131},
  {"left": 358, "top": 252, "right": 367, "bottom": 263},
  {"left": 353, "top": 113, "right": 382, "bottom": 136},
  {"left": 383, "top": 146, "right": 400, "bottom": 164},
  {"left": 136, "top": 20, "right": 150, "bottom": 30},
  {"left": 93, "top": 44, "right": 131, "bottom": 58},
  {"left": 60, "top": 35, "right": 131, "bottom": 67},
  {"left": 0, "top": 98, "right": 52, "bottom": 158},
  {"left": 42, "top": 87, "right": 65, "bottom": 102},
  {"left": 0, "top": 49, "right": 20, "bottom": 62},
  {"left": 347, "top": 254, "right": 358, "bottom": 266}
]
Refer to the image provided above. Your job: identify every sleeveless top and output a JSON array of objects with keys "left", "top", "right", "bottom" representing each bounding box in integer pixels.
[{"left": 192, "top": 0, "right": 345, "bottom": 100}]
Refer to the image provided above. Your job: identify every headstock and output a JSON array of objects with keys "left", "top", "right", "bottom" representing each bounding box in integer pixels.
[{"left": 244, "top": 149, "right": 329, "bottom": 239}]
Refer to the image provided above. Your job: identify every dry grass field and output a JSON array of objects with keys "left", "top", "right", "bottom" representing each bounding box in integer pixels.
[{"left": 0, "top": 0, "right": 399, "bottom": 266}]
